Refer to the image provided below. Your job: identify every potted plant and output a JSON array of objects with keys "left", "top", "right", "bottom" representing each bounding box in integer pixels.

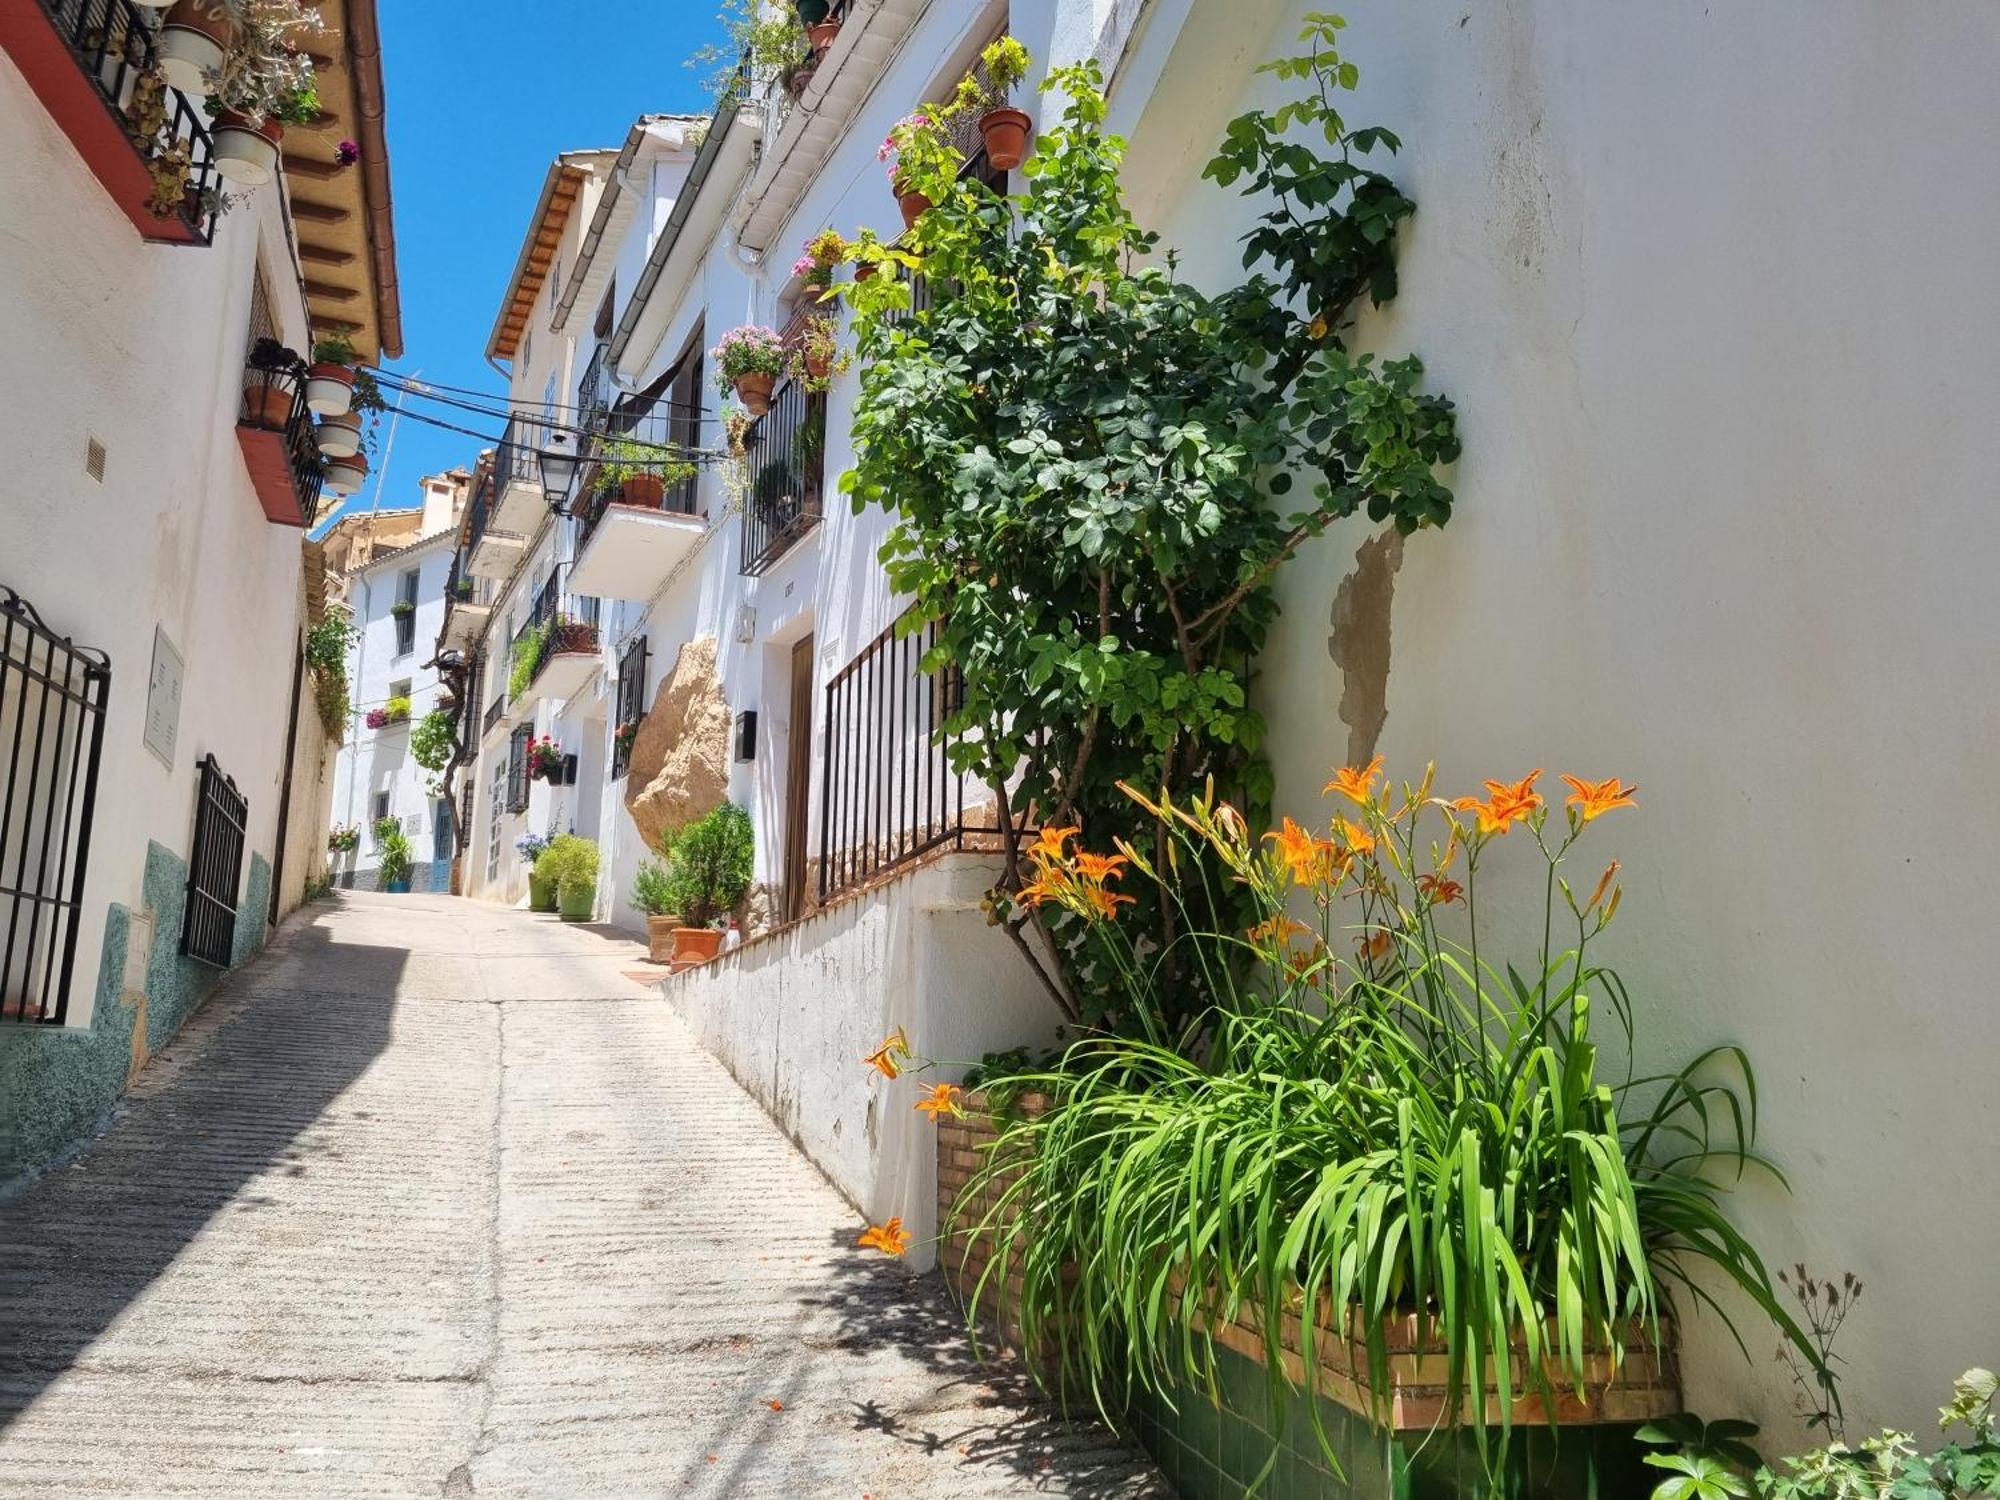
[
  {"left": 324, "top": 449, "right": 368, "bottom": 496},
  {"left": 614, "top": 720, "right": 640, "bottom": 765},
  {"left": 788, "top": 313, "right": 840, "bottom": 389},
  {"left": 306, "top": 334, "right": 359, "bottom": 416},
  {"left": 327, "top": 824, "right": 359, "bottom": 854},
  {"left": 375, "top": 816, "right": 412, "bottom": 893},
  {"left": 595, "top": 438, "right": 695, "bottom": 510},
  {"left": 389, "top": 598, "right": 415, "bottom": 618},
  {"left": 879, "top": 112, "right": 945, "bottom": 229},
  {"left": 383, "top": 695, "right": 411, "bottom": 724},
  {"left": 158, "top": 0, "right": 229, "bottom": 94},
  {"left": 793, "top": 229, "right": 847, "bottom": 296},
  {"left": 526, "top": 735, "right": 564, "bottom": 783},
  {"left": 659, "top": 803, "right": 753, "bottom": 965},
  {"left": 209, "top": 81, "right": 319, "bottom": 188},
  {"left": 973, "top": 37, "right": 1033, "bottom": 172},
  {"left": 796, "top": 0, "right": 839, "bottom": 55},
  {"left": 632, "top": 857, "right": 683, "bottom": 963},
  {"left": 517, "top": 833, "right": 555, "bottom": 911},
  {"left": 243, "top": 337, "right": 301, "bottom": 428},
  {"left": 535, "top": 834, "right": 600, "bottom": 924},
  {"left": 710, "top": 325, "right": 785, "bottom": 415},
  {"left": 317, "top": 409, "right": 362, "bottom": 457}
]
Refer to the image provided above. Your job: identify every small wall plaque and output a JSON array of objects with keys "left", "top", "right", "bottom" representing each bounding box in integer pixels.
[{"left": 143, "top": 625, "right": 183, "bottom": 769}]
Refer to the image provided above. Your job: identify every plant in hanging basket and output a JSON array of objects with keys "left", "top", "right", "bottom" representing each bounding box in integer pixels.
[
  {"left": 787, "top": 312, "right": 842, "bottom": 390},
  {"left": 327, "top": 823, "right": 359, "bottom": 853},
  {"left": 971, "top": 36, "right": 1033, "bottom": 171},
  {"left": 793, "top": 228, "right": 848, "bottom": 294},
  {"left": 306, "top": 333, "right": 359, "bottom": 415},
  {"left": 526, "top": 735, "right": 565, "bottom": 782},
  {"left": 710, "top": 325, "right": 785, "bottom": 415},
  {"left": 389, "top": 598, "right": 415, "bottom": 617}
]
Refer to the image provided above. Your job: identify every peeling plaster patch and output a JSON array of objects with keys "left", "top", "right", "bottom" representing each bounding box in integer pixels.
[{"left": 1327, "top": 529, "right": 1405, "bottom": 766}]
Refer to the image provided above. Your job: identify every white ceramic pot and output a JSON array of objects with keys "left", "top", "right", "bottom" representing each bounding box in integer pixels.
[
  {"left": 324, "top": 457, "right": 367, "bottom": 496},
  {"left": 157, "top": 23, "right": 223, "bottom": 95},
  {"left": 305, "top": 364, "right": 356, "bottom": 417},
  {"left": 212, "top": 116, "right": 281, "bottom": 188},
  {"left": 317, "top": 414, "right": 362, "bottom": 458}
]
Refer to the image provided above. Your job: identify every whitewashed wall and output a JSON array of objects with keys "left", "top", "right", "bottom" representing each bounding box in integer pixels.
[
  {"left": 0, "top": 53, "right": 321, "bottom": 1023},
  {"left": 1123, "top": 0, "right": 2000, "bottom": 1443}
]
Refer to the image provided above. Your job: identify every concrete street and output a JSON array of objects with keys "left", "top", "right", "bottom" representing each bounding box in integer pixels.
[{"left": 0, "top": 892, "right": 1164, "bottom": 1498}]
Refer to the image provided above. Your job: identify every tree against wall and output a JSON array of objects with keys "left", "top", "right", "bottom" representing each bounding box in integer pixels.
[{"left": 842, "top": 19, "right": 1460, "bottom": 1035}]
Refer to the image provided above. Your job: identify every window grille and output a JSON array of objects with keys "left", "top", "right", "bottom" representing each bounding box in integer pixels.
[
  {"left": 612, "top": 637, "right": 650, "bottom": 779},
  {"left": 0, "top": 585, "right": 110, "bottom": 1024},
  {"left": 506, "top": 725, "right": 532, "bottom": 812},
  {"left": 181, "top": 755, "right": 248, "bottom": 967}
]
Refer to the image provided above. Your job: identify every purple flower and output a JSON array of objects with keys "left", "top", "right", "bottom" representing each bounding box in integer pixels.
[{"left": 335, "top": 139, "right": 360, "bottom": 166}]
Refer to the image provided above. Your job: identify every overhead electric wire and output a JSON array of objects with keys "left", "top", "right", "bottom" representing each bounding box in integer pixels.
[{"left": 370, "top": 369, "right": 720, "bottom": 424}]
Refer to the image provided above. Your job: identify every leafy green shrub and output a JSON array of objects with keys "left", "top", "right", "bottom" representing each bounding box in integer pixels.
[
  {"left": 535, "top": 834, "right": 599, "bottom": 895},
  {"left": 410, "top": 709, "right": 454, "bottom": 775},
  {"left": 841, "top": 24, "right": 1458, "bottom": 1035},
  {"left": 955, "top": 765, "right": 1809, "bottom": 1475},
  {"left": 631, "top": 858, "right": 679, "bottom": 918},
  {"left": 377, "top": 825, "right": 412, "bottom": 887},
  {"left": 508, "top": 623, "right": 549, "bottom": 702},
  {"left": 660, "top": 804, "right": 752, "bottom": 926}
]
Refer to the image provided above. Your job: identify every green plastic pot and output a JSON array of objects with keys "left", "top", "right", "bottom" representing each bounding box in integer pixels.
[
  {"left": 528, "top": 869, "right": 557, "bottom": 913},
  {"left": 558, "top": 876, "right": 595, "bottom": 923}
]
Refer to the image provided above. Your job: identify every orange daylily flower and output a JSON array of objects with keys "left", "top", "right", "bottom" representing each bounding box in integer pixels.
[
  {"left": 1323, "top": 755, "right": 1384, "bottom": 807},
  {"left": 1283, "top": 940, "right": 1329, "bottom": 980},
  {"left": 1454, "top": 770, "right": 1544, "bottom": 836},
  {"left": 1562, "top": 775, "right": 1638, "bottom": 822},
  {"left": 1264, "top": 817, "right": 1339, "bottom": 885},
  {"left": 915, "top": 1082, "right": 964, "bottom": 1118},
  {"left": 1357, "top": 928, "right": 1395, "bottom": 963},
  {"left": 1247, "top": 914, "right": 1312, "bottom": 946},
  {"left": 1074, "top": 850, "right": 1130, "bottom": 883},
  {"left": 1080, "top": 883, "right": 1136, "bottom": 920},
  {"left": 1035, "top": 825, "right": 1079, "bottom": 859},
  {"left": 1417, "top": 872, "right": 1465, "bottom": 906},
  {"left": 1333, "top": 817, "right": 1376, "bottom": 857},
  {"left": 857, "top": 1217, "right": 912, "bottom": 1256},
  {"left": 862, "top": 1026, "right": 912, "bottom": 1079}
]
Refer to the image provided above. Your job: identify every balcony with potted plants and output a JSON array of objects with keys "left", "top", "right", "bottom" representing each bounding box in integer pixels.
[
  {"left": 3, "top": 0, "right": 222, "bottom": 244},
  {"left": 737, "top": 317, "right": 827, "bottom": 577},
  {"left": 567, "top": 386, "right": 705, "bottom": 604},
  {"left": 440, "top": 552, "right": 493, "bottom": 652},
  {"left": 507, "top": 567, "right": 601, "bottom": 713},
  {"left": 236, "top": 339, "right": 325, "bottom": 526}
]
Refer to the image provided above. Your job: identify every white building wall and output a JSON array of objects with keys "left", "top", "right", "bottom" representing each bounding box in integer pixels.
[{"left": 0, "top": 49, "right": 324, "bottom": 1028}]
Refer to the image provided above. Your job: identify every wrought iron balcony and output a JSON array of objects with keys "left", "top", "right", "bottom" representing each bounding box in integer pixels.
[
  {"left": 7, "top": 0, "right": 220, "bottom": 245},
  {"left": 568, "top": 385, "right": 705, "bottom": 602},
  {"left": 440, "top": 551, "right": 494, "bottom": 651},
  {"left": 508, "top": 567, "right": 600, "bottom": 711},
  {"left": 236, "top": 350, "right": 325, "bottom": 528},
  {"left": 739, "top": 370, "right": 825, "bottom": 576}
]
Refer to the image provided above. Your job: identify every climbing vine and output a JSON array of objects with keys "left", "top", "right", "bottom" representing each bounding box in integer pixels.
[{"left": 840, "top": 18, "right": 1460, "bottom": 1035}]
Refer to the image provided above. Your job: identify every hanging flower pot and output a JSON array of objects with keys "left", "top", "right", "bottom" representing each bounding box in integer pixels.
[
  {"left": 733, "top": 372, "right": 775, "bottom": 416},
  {"left": 893, "top": 176, "right": 931, "bottom": 231},
  {"left": 317, "top": 410, "right": 362, "bottom": 457},
  {"left": 807, "top": 19, "right": 840, "bottom": 53},
  {"left": 158, "top": 0, "right": 228, "bottom": 94},
  {"left": 324, "top": 450, "right": 368, "bottom": 496},
  {"left": 212, "top": 110, "right": 284, "bottom": 188},
  {"left": 853, "top": 261, "right": 878, "bottom": 283},
  {"left": 305, "top": 363, "right": 356, "bottom": 416},
  {"left": 977, "top": 107, "right": 1033, "bottom": 172}
]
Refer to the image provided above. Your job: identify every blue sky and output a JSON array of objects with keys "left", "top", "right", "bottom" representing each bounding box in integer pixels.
[{"left": 317, "top": 1, "right": 727, "bottom": 533}]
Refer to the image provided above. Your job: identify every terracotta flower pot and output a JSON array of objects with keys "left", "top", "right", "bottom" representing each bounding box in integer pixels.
[
  {"left": 896, "top": 182, "right": 932, "bottom": 231},
  {"left": 978, "top": 107, "right": 1032, "bottom": 173},
  {"left": 853, "top": 262, "right": 878, "bottom": 283},
  {"left": 305, "top": 362, "right": 356, "bottom": 416},
  {"left": 243, "top": 380, "right": 294, "bottom": 430},
  {"left": 807, "top": 19, "right": 840, "bottom": 52},
  {"left": 212, "top": 110, "right": 283, "bottom": 188},
  {"left": 734, "top": 371, "right": 775, "bottom": 416},
  {"left": 672, "top": 927, "right": 723, "bottom": 965},
  {"left": 645, "top": 914, "right": 683, "bottom": 964},
  {"left": 619, "top": 472, "right": 665, "bottom": 509},
  {"left": 804, "top": 349, "right": 831, "bottom": 381},
  {"left": 158, "top": 0, "right": 228, "bottom": 93}
]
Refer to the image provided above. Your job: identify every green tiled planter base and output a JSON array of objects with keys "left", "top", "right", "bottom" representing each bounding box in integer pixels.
[{"left": 1126, "top": 1345, "right": 1655, "bottom": 1500}]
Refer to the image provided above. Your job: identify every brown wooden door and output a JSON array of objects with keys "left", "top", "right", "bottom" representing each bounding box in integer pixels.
[{"left": 781, "top": 634, "right": 815, "bottom": 921}]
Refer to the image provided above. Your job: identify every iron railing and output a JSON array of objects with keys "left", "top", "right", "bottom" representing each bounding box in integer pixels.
[
  {"left": 819, "top": 609, "right": 989, "bottom": 903},
  {"left": 483, "top": 693, "right": 504, "bottom": 734},
  {"left": 508, "top": 566, "right": 600, "bottom": 698},
  {"left": 181, "top": 754, "right": 247, "bottom": 967},
  {"left": 505, "top": 725, "right": 532, "bottom": 813},
  {"left": 239, "top": 354, "right": 325, "bottom": 525},
  {"left": 37, "top": 0, "right": 221, "bottom": 244},
  {"left": 740, "top": 372, "right": 824, "bottom": 576},
  {"left": 576, "top": 384, "right": 703, "bottom": 551},
  {"left": 611, "top": 636, "right": 649, "bottom": 779},
  {"left": 0, "top": 586, "right": 110, "bottom": 1025}
]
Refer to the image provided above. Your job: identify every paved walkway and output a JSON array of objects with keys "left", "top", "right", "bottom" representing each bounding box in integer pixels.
[{"left": 0, "top": 892, "right": 1164, "bottom": 1499}]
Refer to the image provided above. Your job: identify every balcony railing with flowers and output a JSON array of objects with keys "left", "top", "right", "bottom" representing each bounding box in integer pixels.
[
  {"left": 511, "top": 567, "right": 600, "bottom": 698},
  {"left": 19, "top": 0, "right": 220, "bottom": 244},
  {"left": 237, "top": 345, "right": 325, "bottom": 527},
  {"left": 738, "top": 366, "right": 824, "bottom": 577}
]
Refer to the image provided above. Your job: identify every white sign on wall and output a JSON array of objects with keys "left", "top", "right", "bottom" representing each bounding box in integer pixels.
[{"left": 143, "top": 626, "right": 183, "bottom": 769}]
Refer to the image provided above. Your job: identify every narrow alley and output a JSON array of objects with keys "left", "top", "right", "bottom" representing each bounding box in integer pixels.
[{"left": 0, "top": 894, "right": 1163, "bottom": 1499}]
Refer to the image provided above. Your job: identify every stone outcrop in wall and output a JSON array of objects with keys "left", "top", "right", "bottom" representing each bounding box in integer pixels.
[{"left": 624, "top": 635, "right": 732, "bottom": 856}]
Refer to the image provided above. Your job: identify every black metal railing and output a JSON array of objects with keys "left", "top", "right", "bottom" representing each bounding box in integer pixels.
[
  {"left": 740, "top": 374, "right": 825, "bottom": 576},
  {"left": 576, "top": 391, "right": 702, "bottom": 552},
  {"left": 239, "top": 356, "right": 326, "bottom": 525},
  {"left": 508, "top": 568, "right": 600, "bottom": 696},
  {"left": 505, "top": 724, "right": 532, "bottom": 813},
  {"left": 37, "top": 0, "right": 221, "bottom": 244},
  {"left": 577, "top": 341, "right": 611, "bottom": 434},
  {"left": 819, "top": 609, "right": 990, "bottom": 902},
  {"left": 611, "top": 636, "right": 649, "bottom": 779},
  {"left": 0, "top": 586, "right": 110, "bottom": 1025},
  {"left": 181, "top": 754, "right": 247, "bottom": 967},
  {"left": 483, "top": 693, "right": 504, "bottom": 734}
]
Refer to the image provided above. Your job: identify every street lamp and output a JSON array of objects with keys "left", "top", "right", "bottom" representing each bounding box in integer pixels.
[{"left": 539, "top": 429, "right": 579, "bottom": 511}]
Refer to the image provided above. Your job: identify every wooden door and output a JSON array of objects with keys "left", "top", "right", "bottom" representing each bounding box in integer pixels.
[{"left": 781, "top": 634, "right": 815, "bottom": 922}]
